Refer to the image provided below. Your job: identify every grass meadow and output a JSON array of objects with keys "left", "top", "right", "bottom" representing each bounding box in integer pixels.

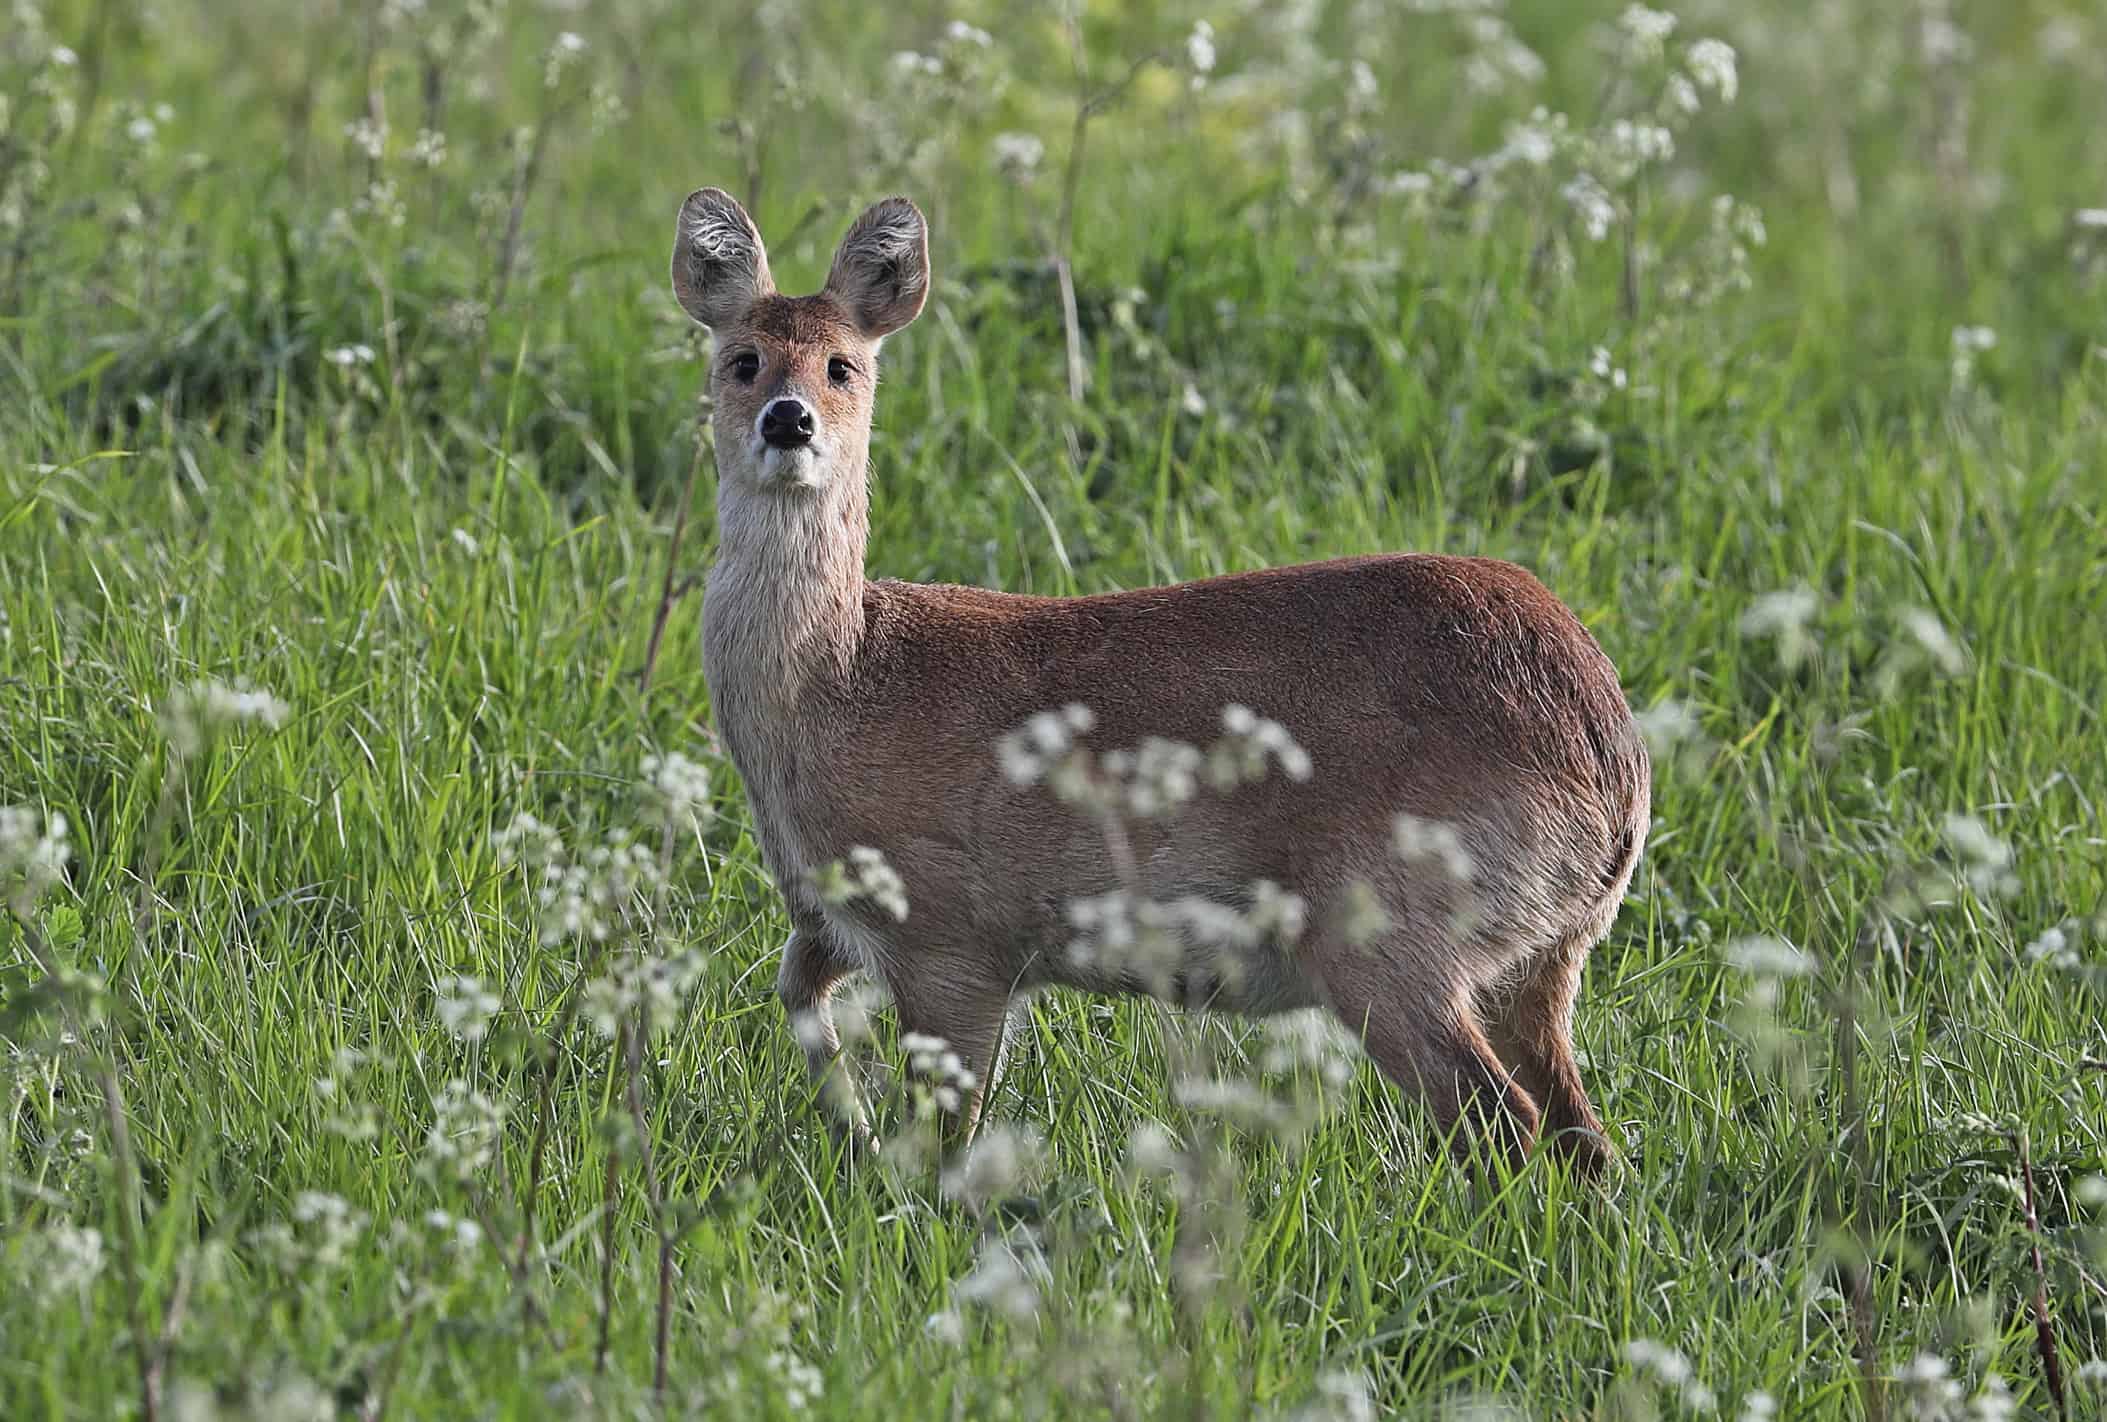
[{"left": 5, "top": 0, "right": 2107, "bottom": 1416}]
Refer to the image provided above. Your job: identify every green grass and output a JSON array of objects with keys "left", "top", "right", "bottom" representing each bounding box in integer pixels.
[{"left": 4, "top": 0, "right": 2107, "bottom": 1417}]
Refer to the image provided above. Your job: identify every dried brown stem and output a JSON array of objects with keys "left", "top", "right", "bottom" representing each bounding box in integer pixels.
[{"left": 2009, "top": 1126, "right": 2070, "bottom": 1419}]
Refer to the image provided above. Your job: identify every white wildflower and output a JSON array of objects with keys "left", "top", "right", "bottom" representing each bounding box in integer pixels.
[
  {"left": 544, "top": 31, "right": 588, "bottom": 89},
  {"left": 1968, "top": 1376, "right": 2015, "bottom": 1422},
  {"left": 1563, "top": 174, "right": 1617, "bottom": 241},
  {"left": 450, "top": 526, "right": 480, "bottom": 556},
  {"left": 1618, "top": 5, "right": 1679, "bottom": 62},
  {"left": 1126, "top": 1121, "right": 1183, "bottom": 1178},
  {"left": 945, "top": 20, "right": 992, "bottom": 47},
  {"left": 941, "top": 1123, "right": 1045, "bottom": 1211},
  {"left": 2077, "top": 209, "right": 2107, "bottom": 231},
  {"left": 1739, "top": 587, "right": 1820, "bottom": 670},
  {"left": 992, "top": 131, "right": 1045, "bottom": 183},
  {"left": 1727, "top": 935, "right": 1816, "bottom": 978},
  {"left": 1950, "top": 324, "right": 1997, "bottom": 388},
  {"left": 1185, "top": 19, "right": 1217, "bottom": 84},
  {"left": 1, "top": 805, "right": 72, "bottom": 913},
  {"left": 954, "top": 1236, "right": 1043, "bottom": 1320},
  {"left": 1605, "top": 119, "right": 1675, "bottom": 176},
  {"left": 159, "top": 679, "right": 291, "bottom": 758},
  {"left": 344, "top": 115, "right": 387, "bottom": 161},
  {"left": 579, "top": 949, "right": 705, "bottom": 1038},
  {"left": 1920, "top": 15, "right": 1973, "bottom": 66},
  {"left": 1634, "top": 698, "right": 1702, "bottom": 760},
  {"left": 1685, "top": 38, "right": 1738, "bottom": 103},
  {"left": 1897, "top": 1352, "right": 1964, "bottom": 1418},
  {"left": 1941, "top": 813, "right": 2017, "bottom": 897},
  {"left": 289, "top": 1191, "right": 368, "bottom": 1268},
  {"left": 996, "top": 703, "right": 1095, "bottom": 786},
  {"left": 326, "top": 343, "right": 376, "bottom": 367},
  {"left": 409, "top": 127, "right": 448, "bottom": 168},
  {"left": 812, "top": 845, "right": 908, "bottom": 922},
  {"left": 1623, "top": 1338, "right": 1717, "bottom": 1413},
  {"left": 434, "top": 974, "right": 500, "bottom": 1043},
  {"left": 641, "top": 750, "right": 714, "bottom": 825},
  {"left": 1897, "top": 608, "right": 1968, "bottom": 677},
  {"left": 1210, "top": 703, "right": 1313, "bottom": 786},
  {"left": 425, "top": 1080, "right": 506, "bottom": 1177},
  {"left": 1394, "top": 814, "right": 1475, "bottom": 884},
  {"left": 1739, "top": 1392, "right": 1777, "bottom": 1422},
  {"left": 2074, "top": 1357, "right": 2107, "bottom": 1385},
  {"left": 424, "top": 1208, "right": 483, "bottom": 1254}
]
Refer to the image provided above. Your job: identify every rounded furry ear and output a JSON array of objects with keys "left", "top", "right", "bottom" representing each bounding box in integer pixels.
[
  {"left": 823, "top": 197, "right": 930, "bottom": 339},
  {"left": 670, "top": 187, "right": 774, "bottom": 329}
]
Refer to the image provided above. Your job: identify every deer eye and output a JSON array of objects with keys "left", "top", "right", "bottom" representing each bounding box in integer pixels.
[
  {"left": 827, "top": 356, "right": 855, "bottom": 386},
  {"left": 727, "top": 351, "right": 760, "bottom": 383}
]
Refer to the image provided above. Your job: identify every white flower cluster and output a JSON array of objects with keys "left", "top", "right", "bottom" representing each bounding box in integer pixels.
[
  {"left": 159, "top": 678, "right": 291, "bottom": 758},
  {"left": 1739, "top": 587, "right": 1821, "bottom": 671},
  {"left": 0, "top": 804, "right": 71, "bottom": 913},
  {"left": 1393, "top": 813, "right": 1476, "bottom": 885},
  {"left": 579, "top": 948, "right": 707, "bottom": 1039},
  {"left": 992, "top": 131, "right": 1045, "bottom": 184},
  {"left": 949, "top": 1233, "right": 1045, "bottom": 1321},
  {"left": 1064, "top": 881, "right": 1308, "bottom": 983},
  {"left": 1256, "top": 1010, "right": 1362, "bottom": 1089},
  {"left": 1725, "top": 935, "right": 1817, "bottom": 978},
  {"left": 999, "top": 703, "right": 1311, "bottom": 819},
  {"left": 1622, "top": 1338, "right": 1717, "bottom": 1413},
  {"left": 490, "top": 813, "right": 664, "bottom": 946},
  {"left": 251, "top": 1190, "right": 370, "bottom": 1272},
  {"left": 425, "top": 1079, "right": 506, "bottom": 1179},
  {"left": 313, "top": 1046, "right": 381, "bottom": 1141},
  {"left": 1895, "top": 1353, "right": 2015, "bottom": 1422},
  {"left": 544, "top": 30, "right": 588, "bottom": 90},
  {"left": 640, "top": 750, "right": 714, "bottom": 827},
  {"left": 1617, "top": 6, "right": 1679, "bottom": 63},
  {"left": 811, "top": 845, "right": 908, "bottom": 922},
  {"left": 1950, "top": 324, "right": 1997, "bottom": 388},
  {"left": 434, "top": 974, "right": 500, "bottom": 1043},
  {"left": 901, "top": 1030, "right": 979, "bottom": 1113},
  {"left": 941, "top": 1121, "right": 1045, "bottom": 1212},
  {"left": 1940, "top": 814, "right": 2018, "bottom": 898},
  {"left": 1185, "top": 20, "right": 1217, "bottom": 86},
  {"left": 2024, "top": 923, "right": 2079, "bottom": 970}
]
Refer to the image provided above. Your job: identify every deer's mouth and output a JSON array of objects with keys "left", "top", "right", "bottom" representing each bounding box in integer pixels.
[{"left": 755, "top": 442, "right": 827, "bottom": 489}]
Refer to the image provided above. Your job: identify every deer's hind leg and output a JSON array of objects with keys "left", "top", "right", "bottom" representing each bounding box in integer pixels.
[
  {"left": 1313, "top": 937, "right": 1540, "bottom": 1171},
  {"left": 1479, "top": 927, "right": 1612, "bottom": 1178}
]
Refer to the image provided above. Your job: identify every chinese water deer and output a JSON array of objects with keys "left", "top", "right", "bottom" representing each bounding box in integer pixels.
[{"left": 671, "top": 187, "right": 1650, "bottom": 1176}]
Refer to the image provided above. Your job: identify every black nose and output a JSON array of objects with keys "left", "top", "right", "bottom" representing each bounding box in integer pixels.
[{"left": 761, "top": 398, "right": 815, "bottom": 450}]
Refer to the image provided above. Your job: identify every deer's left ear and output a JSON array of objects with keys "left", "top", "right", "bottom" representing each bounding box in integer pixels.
[{"left": 823, "top": 197, "right": 930, "bottom": 339}]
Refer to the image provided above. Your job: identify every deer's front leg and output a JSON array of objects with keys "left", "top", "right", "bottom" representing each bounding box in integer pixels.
[{"left": 777, "top": 920, "right": 872, "bottom": 1150}]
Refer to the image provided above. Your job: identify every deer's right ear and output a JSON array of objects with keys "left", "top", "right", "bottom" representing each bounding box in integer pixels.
[{"left": 671, "top": 187, "right": 773, "bottom": 329}]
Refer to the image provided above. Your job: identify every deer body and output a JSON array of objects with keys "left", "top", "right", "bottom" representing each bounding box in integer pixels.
[{"left": 674, "top": 189, "right": 1649, "bottom": 1174}]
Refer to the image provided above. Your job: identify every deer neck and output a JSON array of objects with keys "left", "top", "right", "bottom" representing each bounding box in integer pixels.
[{"left": 703, "top": 461, "right": 870, "bottom": 713}]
